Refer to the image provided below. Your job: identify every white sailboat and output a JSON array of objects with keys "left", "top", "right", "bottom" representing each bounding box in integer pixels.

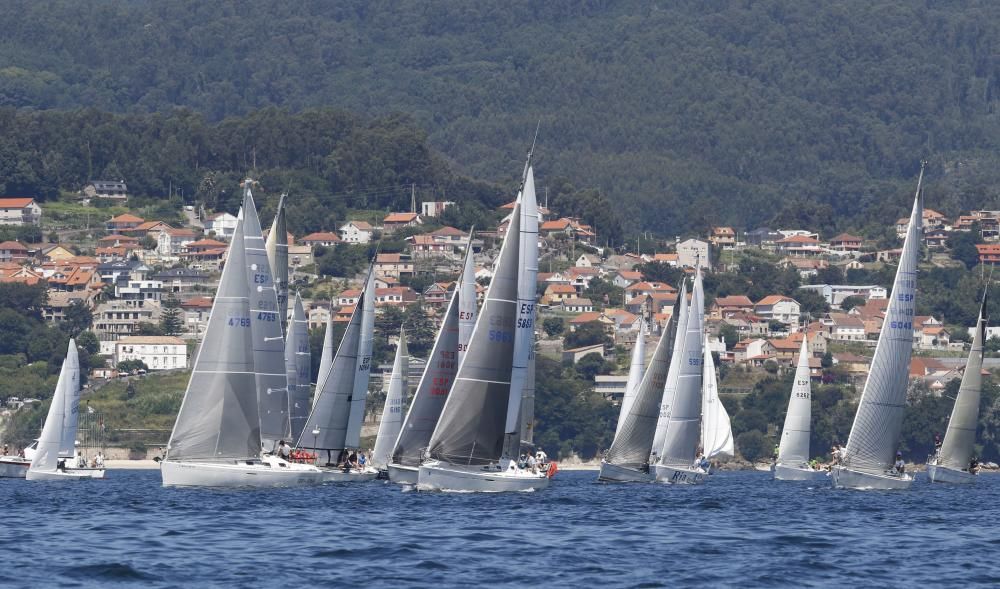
[
  {"left": 774, "top": 336, "right": 826, "bottom": 481},
  {"left": 653, "top": 268, "right": 707, "bottom": 485},
  {"left": 418, "top": 163, "right": 550, "bottom": 492},
  {"left": 296, "top": 268, "right": 377, "bottom": 482},
  {"left": 264, "top": 193, "right": 289, "bottom": 336},
  {"left": 700, "top": 335, "right": 734, "bottom": 466},
  {"left": 286, "top": 292, "right": 312, "bottom": 442},
  {"left": 832, "top": 165, "right": 924, "bottom": 490},
  {"left": 649, "top": 280, "right": 689, "bottom": 463},
  {"left": 388, "top": 236, "right": 476, "bottom": 484},
  {"left": 371, "top": 330, "right": 408, "bottom": 471},
  {"left": 26, "top": 340, "right": 104, "bottom": 481},
  {"left": 599, "top": 296, "right": 682, "bottom": 482},
  {"left": 614, "top": 320, "right": 647, "bottom": 438},
  {"left": 161, "top": 190, "right": 322, "bottom": 487},
  {"left": 927, "top": 293, "right": 987, "bottom": 484}
]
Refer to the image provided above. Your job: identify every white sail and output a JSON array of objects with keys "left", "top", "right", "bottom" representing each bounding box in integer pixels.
[
  {"left": 167, "top": 216, "right": 260, "bottom": 462},
  {"left": 242, "top": 187, "right": 291, "bottom": 448},
  {"left": 938, "top": 295, "right": 987, "bottom": 470},
  {"left": 700, "top": 336, "right": 733, "bottom": 460},
  {"left": 615, "top": 320, "right": 647, "bottom": 437},
  {"left": 505, "top": 166, "right": 539, "bottom": 445},
  {"left": 345, "top": 269, "right": 376, "bottom": 449},
  {"left": 313, "top": 303, "right": 335, "bottom": 410},
  {"left": 287, "top": 292, "right": 312, "bottom": 441},
  {"left": 777, "top": 336, "right": 813, "bottom": 466},
  {"left": 650, "top": 280, "right": 689, "bottom": 460},
  {"left": 30, "top": 340, "right": 79, "bottom": 473},
  {"left": 265, "top": 194, "right": 289, "bottom": 335},
  {"left": 842, "top": 167, "right": 923, "bottom": 474},
  {"left": 605, "top": 296, "right": 681, "bottom": 470},
  {"left": 372, "top": 331, "right": 408, "bottom": 469},
  {"left": 520, "top": 341, "right": 536, "bottom": 446},
  {"left": 656, "top": 268, "right": 705, "bottom": 467}
]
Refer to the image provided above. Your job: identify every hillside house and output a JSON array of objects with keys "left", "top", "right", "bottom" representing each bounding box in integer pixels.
[
  {"left": 543, "top": 284, "right": 577, "bottom": 304},
  {"left": 975, "top": 244, "right": 1000, "bottom": 265},
  {"left": 339, "top": 220, "right": 374, "bottom": 244},
  {"left": 896, "top": 208, "right": 947, "bottom": 238},
  {"left": 374, "top": 253, "right": 414, "bottom": 280},
  {"left": 562, "top": 298, "right": 594, "bottom": 313},
  {"left": 115, "top": 336, "right": 187, "bottom": 371},
  {"left": 429, "top": 226, "right": 469, "bottom": 247},
  {"left": 820, "top": 313, "right": 866, "bottom": 341},
  {"left": 106, "top": 213, "right": 145, "bottom": 233},
  {"left": 382, "top": 212, "right": 422, "bottom": 233},
  {"left": 204, "top": 212, "right": 239, "bottom": 239},
  {"left": 829, "top": 233, "right": 863, "bottom": 252},
  {"left": 151, "top": 268, "right": 210, "bottom": 294},
  {"left": 409, "top": 234, "right": 453, "bottom": 259},
  {"left": 754, "top": 295, "right": 801, "bottom": 326},
  {"left": 0, "top": 241, "right": 29, "bottom": 262},
  {"left": 420, "top": 201, "right": 455, "bottom": 217},
  {"left": 84, "top": 180, "right": 128, "bottom": 201},
  {"left": 677, "top": 238, "right": 710, "bottom": 269},
  {"left": 0, "top": 197, "right": 42, "bottom": 226},
  {"left": 375, "top": 286, "right": 417, "bottom": 307},
  {"left": 710, "top": 226, "right": 736, "bottom": 248},
  {"left": 745, "top": 227, "right": 782, "bottom": 247},
  {"left": 775, "top": 234, "right": 823, "bottom": 257},
  {"left": 575, "top": 253, "right": 601, "bottom": 268},
  {"left": 300, "top": 232, "right": 343, "bottom": 248},
  {"left": 710, "top": 295, "right": 754, "bottom": 319}
]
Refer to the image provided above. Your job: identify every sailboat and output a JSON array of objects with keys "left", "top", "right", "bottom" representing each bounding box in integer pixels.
[
  {"left": 418, "top": 162, "right": 551, "bottom": 492},
  {"left": 296, "top": 267, "right": 377, "bottom": 482},
  {"left": 371, "top": 330, "right": 408, "bottom": 472},
  {"left": 832, "top": 165, "right": 925, "bottom": 490},
  {"left": 774, "top": 335, "right": 826, "bottom": 481},
  {"left": 700, "top": 335, "right": 734, "bottom": 467},
  {"left": 26, "top": 340, "right": 105, "bottom": 481},
  {"left": 161, "top": 187, "right": 322, "bottom": 487},
  {"left": 388, "top": 235, "right": 476, "bottom": 484},
  {"left": 927, "top": 292, "right": 987, "bottom": 484},
  {"left": 649, "top": 280, "right": 689, "bottom": 463},
  {"left": 614, "top": 320, "right": 647, "bottom": 438},
  {"left": 653, "top": 268, "right": 707, "bottom": 484},
  {"left": 286, "top": 292, "right": 312, "bottom": 442},
  {"left": 265, "top": 193, "right": 289, "bottom": 335},
  {"left": 599, "top": 296, "right": 681, "bottom": 482}
]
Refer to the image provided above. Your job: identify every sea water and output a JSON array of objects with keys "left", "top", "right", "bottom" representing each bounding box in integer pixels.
[{"left": 1, "top": 470, "right": 997, "bottom": 587}]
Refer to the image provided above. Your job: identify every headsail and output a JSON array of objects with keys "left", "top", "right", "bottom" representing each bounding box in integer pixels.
[
  {"left": 605, "top": 296, "right": 681, "bottom": 470},
  {"left": 372, "top": 331, "right": 408, "bottom": 469},
  {"left": 265, "top": 193, "right": 289, "bottom": 335},
  {"left": 777, "top": 336, "right": 813, "bottom": 466},
  {"left": 650, "top": 280, "right": 688, "bottom": 460},
  {"left": 700, "top": 336, "right": 733, "bottom": 460},
  {"left": 287, "top": 292, "right": 312, "bottom": 441},
  {"left": 938, "top": 292, "right": 987, "bottom": 470},
  {"left": 615, "top": 320, "right": 647, "bottom": 437},
  {"left": 345, "top": 269, "right": 376, "bottom": 449},
  {"left": 30, "top": 340, "right": 79, "bottom": 473},
  {"left": 242, "top": 186, "right": 291, "bottom": 448},
  {"left": 167, "top": 216, "right": 260, "bottom": 462},
  {"left": 843, "top": 164, "right": 924, "bottom": 473}
]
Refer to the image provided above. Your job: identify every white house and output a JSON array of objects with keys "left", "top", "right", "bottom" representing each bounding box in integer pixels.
[
  {"left": 676, "top": 238, "right": 710, "bottom": 270},
  {"left": 84, "top": 180, "right": 129, "bottom": 202},
  {"left": 114, "top": 336, "right": 188, "bottom": 370},
  {"left": 0, "top": 197, "right": 42, "bottom": 226},
  {"left": 822, "top": 313, "right": 866, "bottom": 341},
  {"left": 204, "top": 212, "right": 239, "bottom": 239},
  {"left": 754, "top": 295, "right": 801, "bottom": 326},
  {"left": 339, "top": 220, "right": 374, "bottom": 244},
  {"left": 421, "top": 201, "right": 455, "bottom": 217}
]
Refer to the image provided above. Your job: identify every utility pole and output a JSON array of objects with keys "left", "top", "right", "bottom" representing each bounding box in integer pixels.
[{"left": 411, "top": 183, "right": 416, "bottom": 214}]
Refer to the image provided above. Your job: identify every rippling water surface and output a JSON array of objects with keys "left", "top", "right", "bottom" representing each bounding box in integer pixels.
[{"left": 1, "top": 469, "right": 998, "bottom": 587}]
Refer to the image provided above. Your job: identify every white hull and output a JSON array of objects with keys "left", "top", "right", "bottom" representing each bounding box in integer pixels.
[
  {"left": 64, "top": 467, "right": 106, "bottom": 479},
  {"left": 318, "top": 466, "right": 378, "bottom": 483},
  {"left": 0, "top": 457, "right": 29, "bottom": 478},
  {"left": 831, "top": 465, "right": 914, "bottom": 490},
  {"left": 927, "top": 463, "right": 977, "bottom": 484},
  {"left": 597, "top": 461, "right": 653, "bottom": 483},
  {"left": 774, "top": 463, "right": 828, "bottom": 482},
  {"left": 652, "top": 463, "right": 706, "bottom": 485},
  {"left": 387, "top": 463, "right": 419, "bottom": 485},
  {"left": 160, "top": 459, "right": 324, "bottom": 488},
  {"left": 418, "top": 461, "right": 550, "bottom": 492},
  {"left": 26, "top": 469, "right": 91, "bottom": 481}
]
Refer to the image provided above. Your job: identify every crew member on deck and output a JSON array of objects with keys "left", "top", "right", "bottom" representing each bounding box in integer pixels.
[{"left": 893, "top": 451, "right": 905, "bottom": 475}]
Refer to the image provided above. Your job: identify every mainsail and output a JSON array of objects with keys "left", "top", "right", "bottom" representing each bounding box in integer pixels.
[
  {"left": 842, "top": 165, "right": 923, "bottom": 473},
  {"left": 372, "top": 331, "right": 408, "bottom": 469},
  {"left": 31, "top": 340, "right": 79, "bottom": 473},
  {"left": 391, "top": 237, "right": 474, "bottom": 467},
  {"left": 167, "top": 216, "right": 260, "bottom": 462},
  {"left": 777, "top": 336, "right": 813, "bottom": 466},
  {"left": 700, "top": 336, "right": 733, "bottom": 460},
  {"left": 265, "top": 193, "right": 289, "bottom": 335},
  {"left": 615, "top": 320, "right": 647, "bottom": 437},
  {"left": 242, "top": 187, "right": 290, "bottom": 448},
  {"left": 656, "top": 268, "right": 705, "bottom": 467},
  {"left": 605, "top": 296, "right": 680, "bottom": 470},
  {"left": 650, "top": 280, "right": 689, "bottom": 459},
  {"left": 938, "top": 293, "right": 987, "bottom": 470},
  {"left": 287, "top": 292, "right": 312, "bottom": 441},
  {"left": 427, "top": 186, "right": 525, "bottom": 466}
]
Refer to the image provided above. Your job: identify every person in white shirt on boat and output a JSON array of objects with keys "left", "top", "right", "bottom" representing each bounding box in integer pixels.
[
  {"left": 95, "top": 452, "right": 105, "bottom": 468},
  {"left": 527, "top": 452, "right": 538, "bottom": 474},
  {"left": 276, "top": 440, "right": 291, "bottom": 461},
  {"left": 893, "top": 452, "right": 905, "bottom": 475},
  {"left": 536, "top": 449, "right": 547, "bottom": 465}
]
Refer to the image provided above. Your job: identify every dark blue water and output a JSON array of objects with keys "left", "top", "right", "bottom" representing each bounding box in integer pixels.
[{"left": 1, "top": 470, "right": 997, "bottom": 588}]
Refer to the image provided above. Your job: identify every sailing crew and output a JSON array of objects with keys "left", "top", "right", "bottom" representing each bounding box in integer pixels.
[
  {"left": 893, "top": 452, "right": 905, "bottom": 475},
  {"left": 358, "top": 453, "right": 367, "bottom": 470},
  {"left": 970, "top": 457, "right": 980, "bottom": 474},
  {"left": 95, "top": 452, "right": 105, "bottom": 468},
  {"left": 831, "top": 445, "right": 842, "bottom": 465},
  {"left": 276, "top": 440, "right": 291, "bottom": 460},
  {"left": 527, "top": 452, "right": 538, "bottom": 474}
]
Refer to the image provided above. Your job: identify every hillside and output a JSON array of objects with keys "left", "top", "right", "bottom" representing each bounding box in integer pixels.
[{"left": 3, "top": 1, "right": 1000, "bottom": 236}]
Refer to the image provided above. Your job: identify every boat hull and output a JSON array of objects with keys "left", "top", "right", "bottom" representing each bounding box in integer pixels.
[
  {"left": 831, "top": 465, "right": 914, "bottom": 490},
  {"left": 774, "top": 463, "right": 827, "bottom": 482},
  {"left": 318, "top": 467, "right": 378, "bottom": 482},
  {"left": 387, "top": 463, "right": 419, "bottom": 485},
  {"left": 927, "top": 463, "right": 976, "bottom": 484},
  {"left": 0, "top": 457, "right": 29, "bottom": 478},
  {"left": 652, "top": 464, "right": 706, "bottom": 485},
  {"left": 418, "top": 461, "right": 550, "bottom": 492},
  {"left": 597, "top": 461, "right": 653, "bottom": 483},
  {"left": 160, "top": 460, "right": 324, "bottom": 488},
  {"left": 26, "top": 469, "right": 91, "bottom": 481}
]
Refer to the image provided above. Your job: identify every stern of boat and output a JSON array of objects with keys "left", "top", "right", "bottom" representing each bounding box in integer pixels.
[
  {"left": 927, "top": 463, "right": 976, "bottom": 484},
  {"left": 652, "top": 463, "right": 706, "bottom": 485}
]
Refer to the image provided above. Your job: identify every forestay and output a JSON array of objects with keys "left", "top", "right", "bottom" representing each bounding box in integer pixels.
[
  {"left": 938, "top": 294, "right": 987, "bottom": 470},
  {"left": 287, "top": 293, "right": 312, "bottom": 441},
  {"left": 167, "top": 216, "right": 260, "bottom": 462},
  {"left": 30, "top": 340, "right": 79, "bottom": 473},
  {"left": 372, "top": 331, "right": 408, "bottom": 469},
  {"left": 777, "top": 337, "right": 813, "bottom": 466},
  {"left": 650, "top": 280, "right": 689, "bottom": 460},
  {"left": 843, "top": 166, "right": 923, "bottom": 474},
  {"left": 700, "top": 335, "right": 733, "bottom": 460}
]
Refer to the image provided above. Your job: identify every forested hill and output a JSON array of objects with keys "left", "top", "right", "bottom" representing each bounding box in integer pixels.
[{"left": 3, "top": 1, "right": 1000, "bottom": 235}]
